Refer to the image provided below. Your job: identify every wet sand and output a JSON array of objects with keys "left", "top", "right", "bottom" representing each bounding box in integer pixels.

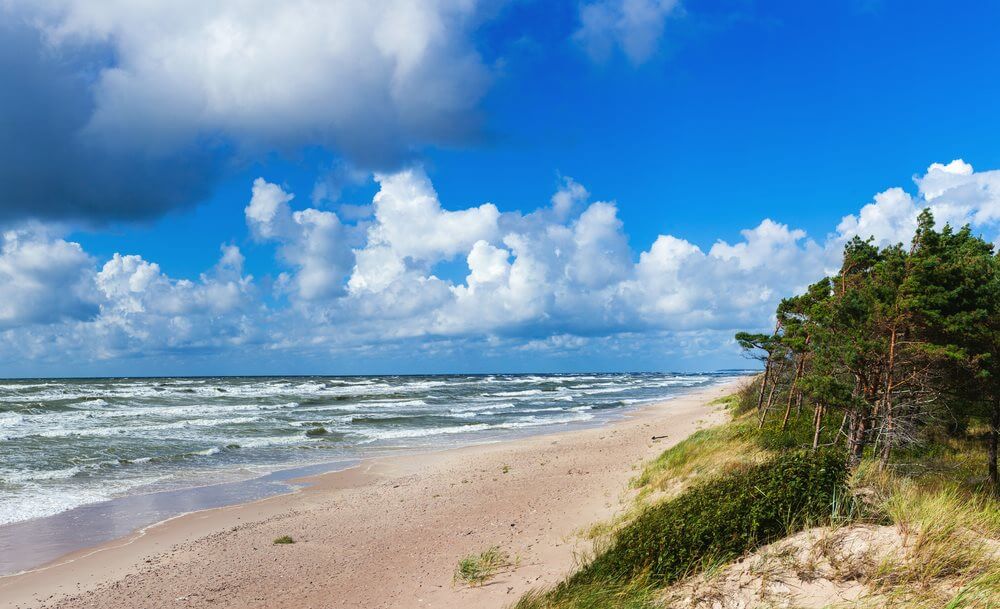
[{"left": 0, "top": 379, "right": 743, "bottom": 609}]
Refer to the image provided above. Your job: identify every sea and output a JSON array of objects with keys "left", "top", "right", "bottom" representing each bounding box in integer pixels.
[{"left": 0, "top": 372, "right": 742, "bottom": 573}]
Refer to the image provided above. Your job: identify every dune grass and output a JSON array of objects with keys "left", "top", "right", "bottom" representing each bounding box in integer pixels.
[
  {"left": 850, "top": 434, "right": 1000, "bottom": 608},
  {"left": 454, "top": 546, "right": 514, "bottom": 587}
]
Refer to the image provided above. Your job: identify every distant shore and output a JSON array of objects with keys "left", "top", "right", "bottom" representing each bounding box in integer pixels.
[{"left": 0, "top": 379, "right": 744, "bottom": 609}]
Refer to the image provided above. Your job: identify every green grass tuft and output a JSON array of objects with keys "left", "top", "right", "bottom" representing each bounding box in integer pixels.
[
  {"left": 453, "top": 546, "right": 514, "bottom": 587},
  {"left": 272, "top": 535, "right": 295, "bottom": 545}
]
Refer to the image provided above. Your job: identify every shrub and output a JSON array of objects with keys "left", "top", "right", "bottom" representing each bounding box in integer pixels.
[
  {"left": 273, "top": 535, "right": 295, "bottom": 544},
  {"left": 566, "top": 450, "right": 847, "bottom": 590}
]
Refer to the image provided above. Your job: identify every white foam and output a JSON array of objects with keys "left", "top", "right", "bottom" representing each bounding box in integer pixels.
[
  {"left": 0, "top": 473, "right": 170, "bottom": 526},
  {"left": 359, "top": 411, "right": 595, "bottom": 441},
  {"left": 492, "top": 389, "right": 545, "bottom": 397}
]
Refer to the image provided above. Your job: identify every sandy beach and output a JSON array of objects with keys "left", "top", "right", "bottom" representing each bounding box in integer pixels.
[{"left": 0, "top": 379, "right": 742, "bottom": 609}]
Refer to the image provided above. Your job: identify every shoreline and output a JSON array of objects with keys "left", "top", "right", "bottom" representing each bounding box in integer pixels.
[{"left": 1, "top": 378, "right": 745, "bottom": 609}]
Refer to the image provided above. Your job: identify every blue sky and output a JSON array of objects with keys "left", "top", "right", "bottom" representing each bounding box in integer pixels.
[{"left": 2, "top": 0, "right": 1000, "bottom": 376}]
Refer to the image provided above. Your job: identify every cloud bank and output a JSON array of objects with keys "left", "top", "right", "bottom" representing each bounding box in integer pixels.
[
  {"left": 0, "top": 0, "right": 690, "bottom": 227},
  {"left": 1, "top": 159, "right": 998, "bottom": 373},
  {"left": 0, "top": 0, "right": 494, "bottom": 222}
]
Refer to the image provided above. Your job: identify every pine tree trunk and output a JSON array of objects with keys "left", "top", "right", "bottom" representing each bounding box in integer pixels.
[
  {"left": 759, "top": 375, "right": 779, "bottom": 429},
  {"left": 759, "top": 359, "right": 787, "bottom": 429},
  {"left": 781, "top": 355, "right": 806, "bottom": 431},
  {"left": 879, "top": 327, "right": 898, "bottom": 469},
  {"left": 989, "top": 400, "right": 999, "bottom": 495},
  {"left": 755, "top": 360, "right": 771, "bottom": 412},
  {"left": 847, "top": 405, "right": 869, "bottom": 469},
  {"left": 834, "top": 411, "right": 849, "bottom": 447},
  {"left": 812, "top": 403, "right": 824, "bottom": 450}
]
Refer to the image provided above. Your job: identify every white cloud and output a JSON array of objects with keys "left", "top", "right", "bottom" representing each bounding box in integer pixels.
[
  {"left": 625, "top": 220, "right": 824, "bottom": 330},
  {"left": 2, "top": 158, "right": 1000, "bottom": 371},
  {"left": 13, "top": 0, "right": 492, "bottom": 165},
  {"left": 568, "top": 202, "right": 632, "bottom": 288},
  {"left": 93, "top": 247, "right": 255, "bottom": 353},
  {"left": 347, "top": 168, "right": 499, "bottom": 294},
  {"left": 835, "top": 187, "right": 918, "bottom": 248},
  {"left": 575, "top": 0, "right": 682, "bottom": 65},
  {"left": 0, "top": 226, "right": 98, "bottom": 328},
  {"left": 368, "top": 168, "right": 500, "bottom": 261},
  {"left": 465, "top": 240, "right": 511, "bottom": 288},
  {"left": 245, "top": 178, "right": 296, "bottom": 241},
  {"left": 836, "top": 159, "right": 1000, "bottom": 247},
  {"left": 550, "top": 177, "right": 589, "bottom": 220},
  {"left": 246, "top": 178, "right": 358, "bottom": 301}
]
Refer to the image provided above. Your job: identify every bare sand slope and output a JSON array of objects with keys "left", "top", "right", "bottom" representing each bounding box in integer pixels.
[{"left": 1, "top": 380, "right": 742, "bottom": 609}]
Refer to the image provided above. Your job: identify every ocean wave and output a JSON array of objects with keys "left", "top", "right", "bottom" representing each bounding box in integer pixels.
[
  {"left": 363, "top": 399, "right": 429, "bottom": 407},
  {"left": 359, "top": 412, "right": 595, "bottom": 441},
  {"left": 448, "top": 402, "right": 517, "bottom": 413},
  {"left": 0, "top": 373, "right": 730, "bottom": 526},
  {"left": 0, "top": 473, "right": 171, "bottom": 526},
  {"left": 491, "top": 389, "right": 545, "bottom": 397}
]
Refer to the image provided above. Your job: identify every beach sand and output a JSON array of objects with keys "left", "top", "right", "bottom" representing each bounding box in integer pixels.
[{"left": 0, "top": 379, "right": 743, "bottom": 609}]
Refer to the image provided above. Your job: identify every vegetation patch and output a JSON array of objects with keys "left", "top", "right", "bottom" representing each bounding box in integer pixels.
[
  {"left": 632, "top": 420, "right": 764, "bottom": 499},
  {"left": 453, "top": 546, "right": 514, "bottom": 587},
  {"left": 849, "top": 445, "right": 1000, "bottom": 608},
  {"left": 518, "top": 451, "right": 846, "bottom": 608},
  {"left": 580, "top": 451, "right": 845, "bottom": 585},
  {"left": 273, "top": 535, "right": 295, "bottom": 545}
]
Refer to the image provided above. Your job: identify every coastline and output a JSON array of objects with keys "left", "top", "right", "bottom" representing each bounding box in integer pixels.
[{"left": 1, "top": 378, "right": 745, "bottom": 609}]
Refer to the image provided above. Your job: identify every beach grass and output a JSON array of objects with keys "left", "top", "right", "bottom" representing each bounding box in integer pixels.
[
  {"left": 454, "top": 546, "right": 514, "bottom": 587},
  {"left": 849, "top": 433, "right": 1000, "bottom": 607},
  {"left": 272, "top": 535, "right": 295, "bottom": 545}
]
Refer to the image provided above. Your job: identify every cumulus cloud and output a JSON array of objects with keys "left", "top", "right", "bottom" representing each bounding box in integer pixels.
[
  {"left": 0, "top": 0, "right": 494, "bottom": 222},
  {"left": 0, "top": 225, "right": 98, "bottom": 328},
  {"left": 246, "top": 178, "right": 359, "bottom": 301},
  {"left": 575, "top": 0, "right": 682, "bottom": 64},
  {"left": 624, "top": 222, "right": 825, "bottom": 331},
  {"left": 239, "top": 166, "right": 823, "bottom": 341},
  {"left": 95, "top": 249, "right": 251, "bottom": 318},
  {"left": 0, "top": 225, "right": 259, "bottom": 370},
  {"left": 2, "top": 159, "right": 1000, "bottom": 371},
  {"left": 836, "top": 158, "right": 1000, "bottom": 247},
  {"left": 366, "top": 169, "right": 500, "bottom": 262},
  {"left": 86, "top": 245, "right": 258, "bottom": 359}
]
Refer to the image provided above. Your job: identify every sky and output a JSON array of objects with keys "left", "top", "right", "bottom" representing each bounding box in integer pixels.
[{"left": 2, "top": 0, "right": 1000, "bottom": 377}]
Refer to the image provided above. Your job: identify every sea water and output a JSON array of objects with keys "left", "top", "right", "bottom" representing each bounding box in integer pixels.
[{"left": 0, "top": 373, "right": 741, "bottom": 529}]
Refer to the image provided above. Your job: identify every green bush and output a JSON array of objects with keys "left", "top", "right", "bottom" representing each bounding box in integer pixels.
[{"left": 566, "top": 450, "right": 846, "bottom": 589}]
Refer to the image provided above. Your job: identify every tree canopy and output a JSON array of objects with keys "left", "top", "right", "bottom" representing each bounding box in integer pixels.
[{"left": 737, "top": 210, "right": 1000, "bottom": 491}]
